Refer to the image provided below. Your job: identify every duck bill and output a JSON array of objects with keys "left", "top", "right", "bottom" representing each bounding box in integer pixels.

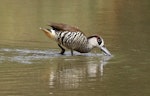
[{"left": 100, "top": 46, "right": 111, "bottom": 56}]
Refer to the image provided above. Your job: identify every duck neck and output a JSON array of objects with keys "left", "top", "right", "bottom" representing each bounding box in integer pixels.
[
  {"left": 87, "top": 38, "right": 97, "bottom": 50},
  {"left": 80, "top": 40, "right": 95, "bottom": 53}
]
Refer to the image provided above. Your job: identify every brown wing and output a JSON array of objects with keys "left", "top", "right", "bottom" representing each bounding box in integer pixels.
[{"left": 48, "top": 22, "right": 82, "bottom": 32}]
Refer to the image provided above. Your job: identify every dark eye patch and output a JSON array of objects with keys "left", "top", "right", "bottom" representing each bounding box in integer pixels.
[{"left": 97, "top": 38, "right": 102, "bottom": 45}]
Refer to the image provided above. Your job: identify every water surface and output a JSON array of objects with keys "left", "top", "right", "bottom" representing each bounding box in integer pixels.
[{"left": 0, "top": 0, "right": 150, "bottom": 96}]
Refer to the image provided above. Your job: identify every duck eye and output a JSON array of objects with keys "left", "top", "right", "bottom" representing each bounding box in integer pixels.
[{"left": 97, "top": 38, "right": 102, "bottom": 45}]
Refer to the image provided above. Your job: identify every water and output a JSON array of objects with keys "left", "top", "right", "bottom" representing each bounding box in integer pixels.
[{"left": 0, "top": 0, "right": 150, "bottom": 96}]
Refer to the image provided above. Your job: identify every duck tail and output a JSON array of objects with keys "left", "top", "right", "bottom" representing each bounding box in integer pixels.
[{"left": 40, "top": 27, "right": 56, "bottom": 40}]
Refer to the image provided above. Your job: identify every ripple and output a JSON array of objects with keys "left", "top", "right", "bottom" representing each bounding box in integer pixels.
[
  {"left": 0, "top": 48, "right": 58, "bottom": 64},
  {"left": 0, "top": 48, "right": 111, "bottom": 64}
]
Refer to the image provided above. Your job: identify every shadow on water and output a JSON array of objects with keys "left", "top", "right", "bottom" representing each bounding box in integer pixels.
[
  {"left": 46, "top": 54, "right": 112, "bottom": 95},
  {"left": 0, "top": 47, "right": 112, "bottom": 95}
]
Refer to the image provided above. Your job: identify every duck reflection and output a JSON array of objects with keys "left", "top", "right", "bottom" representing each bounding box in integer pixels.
[{"left": 48, "top": 55, "right": 112, "bottom": 90}]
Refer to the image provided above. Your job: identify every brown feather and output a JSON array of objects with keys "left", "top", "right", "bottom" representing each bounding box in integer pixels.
[{"left": 48, "top": 22, "right": 81, "bottom": 32}]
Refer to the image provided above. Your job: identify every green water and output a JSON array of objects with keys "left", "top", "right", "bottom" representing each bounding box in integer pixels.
[{"left": 0, "top": 0, "right": 150, "bottom": 96}]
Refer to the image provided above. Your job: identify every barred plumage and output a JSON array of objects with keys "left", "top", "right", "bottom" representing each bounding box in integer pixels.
[
  {"left": 40, "top": 22, "right": 111, "bottom": 56},
  {"left": 56, "top": 31, "right": 89, "bottom": 53}
]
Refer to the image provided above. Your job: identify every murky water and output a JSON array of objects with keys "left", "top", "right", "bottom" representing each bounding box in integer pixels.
[{"left": 0, "top": 0, "right": 150, "bottom": 96}]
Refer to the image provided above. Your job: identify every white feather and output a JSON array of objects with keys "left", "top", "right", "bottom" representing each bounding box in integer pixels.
[
  {"left": 50, "top": 28, "right": 55, "bottom": 33},
  {"left": 88, "top": 38, "right": 98, "bottom": 48}
]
